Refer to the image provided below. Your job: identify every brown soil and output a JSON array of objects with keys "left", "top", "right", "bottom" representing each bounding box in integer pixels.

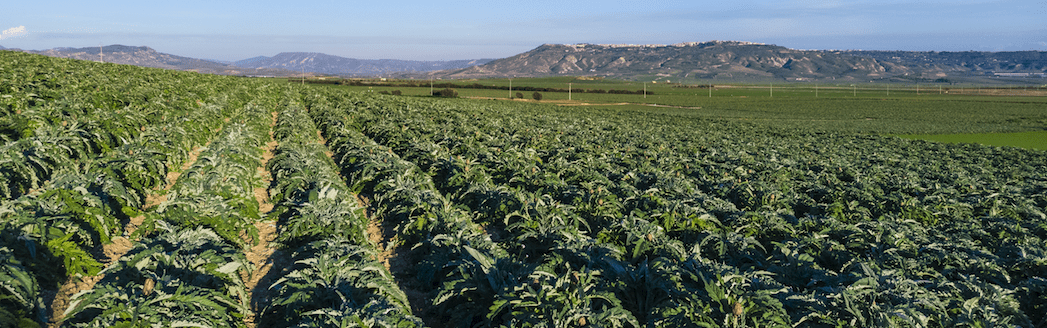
[
  {"left": 243, "top": 110, "right": 283, "bottom": 328},
  {"left": 316, "top": 130, "right": 334, "bottom": 158},
  {"left": 366, "top": 217, "right": 392, "bottom": 270},
  {"left": 242, "top": 220, "right": 286, "bottom": 328}
]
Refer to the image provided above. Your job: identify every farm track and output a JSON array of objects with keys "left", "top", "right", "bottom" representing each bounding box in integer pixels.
[
  {"left": 44, "top": 130, "right": 224, "bottom": 327},
  {"left": 243, "top": 110, "right": 281, "bottom": 328}
]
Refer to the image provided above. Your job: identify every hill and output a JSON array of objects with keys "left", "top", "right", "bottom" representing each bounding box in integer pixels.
[
  {"left": 232, "top": 52, "right": 493, "bottom": 76},
  {"left": 420, "top": 41, "right": 1047, "bottom": 82},
  {"left": 19, "top": 45, "right": 492, "bottom": 77},
  {"left": 844, "top": 50, "right": 1047, "bottom": 73},
  {"left": 15, "top": 41, "right": 1047, "bottom": 82},
  {"left": 26, "top": 45, "right": 293, "bottom": 76}
]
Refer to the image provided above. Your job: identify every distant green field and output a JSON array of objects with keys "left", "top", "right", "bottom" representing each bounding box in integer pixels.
[
  {"left": 896, "top": 131, "right": 1047, "bottom": 150},
  {"left": 304, "top": 76, "right": 1047, "bottom": 142}
]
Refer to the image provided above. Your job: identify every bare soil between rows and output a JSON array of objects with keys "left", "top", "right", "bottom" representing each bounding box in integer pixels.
[{"left": 244, "top": 111, "right": 281, "bottom": 328}]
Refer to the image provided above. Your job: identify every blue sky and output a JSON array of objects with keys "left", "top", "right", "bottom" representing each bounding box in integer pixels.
[{"left": 2, "top": 0, "right": 1045, "bottom": 61}]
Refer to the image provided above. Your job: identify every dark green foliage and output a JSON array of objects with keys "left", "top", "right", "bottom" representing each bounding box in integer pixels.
[
  {"left": 0, "top": 248, "right": 44, "bottom": 327},
  {"left": 261, "top": 103, "right": 424, "bottom": 327},
  {"left": 0, "top": 115, "right": 33, "bottom": 142},
  {"left": 140, "top": 107, "right": 270, "bottom": 248},
  {"left": 303, "top": 90, "right": 1047, "bottom": 327},
  {"left": 433, "top": 88, "right": 458, "bottom": 98},
  {"left": 4, "top": 48, "right": 1046, "bottom": 327},
  {"left": 262, "top": 238, "right": 422, "bottom": 328},
  {"left": 62, "top": 227, "right": 251, "bottom": 328}
]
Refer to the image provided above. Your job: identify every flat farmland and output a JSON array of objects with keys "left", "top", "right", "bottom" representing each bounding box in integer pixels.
[
  {"left": 3, "top": 51, "right": 1046, "bottom": 327},
  {"left": 325, "top": 77, "right": 1047, "bottom": 137}
]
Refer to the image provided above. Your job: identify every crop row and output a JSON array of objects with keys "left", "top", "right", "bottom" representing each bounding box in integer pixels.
[
  {"left": 0, "top": 51, "right": 254, "bottom": 200},
  {"left": 59, "top": 98, "right": 273, "bottom": 326},
  {"left": 307, "top": 90, "right": 1047, "bottom": 327},
  {"left": 0, "top": 94, "right": 235, "bottom": 325},
  {"left": 258, "top": 101, "right": 422, "bottom": 327},
  {"left": 313, "top": 93, "right": 750, "bottom": 326},
  {"left": 3, "top": 51, "right": 1044, "bottom": 326},
  {"left": 1, "top": 53, "right": 257, "bottom": 327}
]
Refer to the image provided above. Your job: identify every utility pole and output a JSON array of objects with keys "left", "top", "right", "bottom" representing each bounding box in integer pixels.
[
  {"left": 853, "top": 85, "right": 856, "bottom": 97},
  {"left": 886, "top": 83, "right": 889, "bottom": 96},
  {"left": 815, "top": 84, "right": 818, "bottom": 98},
  {"left": 568, "top": 82, "right": 572, "bottom": 100},
  {"left": 770, "top": 83, "right": 773, "bottom": 97},
  {"left": 643, "top": 82, "right": 646, "bottom": 99},
  {"left": 709, "top": 84, "right": 712, "bottom": 98},
  {"left": 99, "top": 44, "right": 103, "bottom": 63}
]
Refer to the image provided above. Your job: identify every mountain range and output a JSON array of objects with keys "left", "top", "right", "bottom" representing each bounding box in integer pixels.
[
  {"left": 4, "top": 42, "right": 1045, "bottom": 83},
  {"left": 2, "top": 45, "right": 491, "bottom": 77},
  {"left": 232, "top": 52, "right": 493, "bottom": 76},
  {"left": 419, "top": 41, "right": 1047, "bottom": 82},
  {"left": 17, "top": 45, "right": 292, "bottom": 76}
]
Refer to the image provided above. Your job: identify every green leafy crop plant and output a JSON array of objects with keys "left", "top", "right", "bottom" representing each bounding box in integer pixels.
[
  {"left": 4, "top": 50, "right": 1045, "bottom": 327},
  {"left": 259, "top": 103, "right": 423, "bottom": 327},
  {"left": 0, "top": 52, "right": 268, "bottom": 326},
  {"left": 304, "top": 89, "right": 1046, "bottom": 327}
]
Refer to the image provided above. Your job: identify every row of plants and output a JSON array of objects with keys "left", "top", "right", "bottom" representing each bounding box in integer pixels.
[
  {"left": 0, "top": 56, "right": 257, "bottom": 326},
  {"left": 58, "top": 97, "right": 276, "bottom": 327},
  {"left": 258, "top": 102, "right": 422, "bottom": 327},
  {"left": 335, "top": 80, "right": 652, "bottom": 95},
  {"left": 0, "top": 95, "right": 236, "bottom": 326},
  {"left": 0, "top": 51, "right": 251, "bottom": 200},
  {"left": 309, "top": 96, "right": 529, "bottom": 326},
  {"left": 312, "top": 90, "right": 1046, "bottom": 327},
  {"left": 321, "top": 93, "right": 761, "bottom": 326},
  {"left": 307, "top": 94, "right": 663, "bottom": 327},
  {"left": 3, "top": 51, "right": 1043, "bottom": 326}
]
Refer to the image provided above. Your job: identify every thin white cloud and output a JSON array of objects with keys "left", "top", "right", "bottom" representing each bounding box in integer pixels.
[{"left": 0, "top": 26, "right": 29, "bottom": 40}]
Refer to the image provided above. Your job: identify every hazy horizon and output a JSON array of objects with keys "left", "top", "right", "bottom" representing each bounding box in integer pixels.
[{"left": 2, "top": 0, "right": 1045, "bottom": 61}]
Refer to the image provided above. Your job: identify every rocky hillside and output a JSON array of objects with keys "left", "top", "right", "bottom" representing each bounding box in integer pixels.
[
  {"left": 14, "top": 42, "right": 1045, "bottom": 82},
  {"left": 844, "top": 50, "right": 1047, "bottom": 73},
  {"left": 424, "top": 41, "right": 1047, "bottom": 82}
]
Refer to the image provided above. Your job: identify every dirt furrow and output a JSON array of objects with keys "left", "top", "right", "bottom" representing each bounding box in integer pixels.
[{"left": 243, "top": 111, "right": 284, "bottom": 328}]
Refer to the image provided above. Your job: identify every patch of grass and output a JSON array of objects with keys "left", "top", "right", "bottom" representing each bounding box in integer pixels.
[
  {"left": 324, "top": 78, "right": 1047, "bottom": 135},
  {"left": 896, "top": 131, "right": 1047, "bottom": 150}
]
